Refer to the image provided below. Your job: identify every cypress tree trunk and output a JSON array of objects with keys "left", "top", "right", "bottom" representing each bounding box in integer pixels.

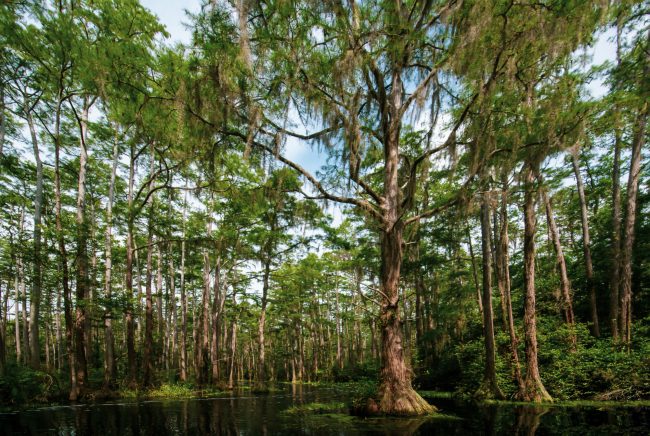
[
  {"left": 571, "top": 152, "right": 599, "bottom": 337},
  {"left": 517, "top": 165, "right": 552, "bottom": 403},
  {"left": 14, "top": 263, "right": 21, "bottom": 364},
  {"left": 540, "top": 189, "right": 576, "bottom": 331},
  {"left": 0, "top": 84, "right": 4, "bottom": 157},
  {"left": 156, "top": 246, "right": 164, "bottom": 367},
  {"left": 493, "top": 209, "right": 508, "bottom": 332},
  {"left": 476, "top": 192, "right": 504, "bottom": 399},
  {"left": 211, "top": 257, "right": 223, "bottom": 383},
  {"left": 26, "top": 105, "right": 43, "bottom": 370},
  {"left": 73, "top": 98, "right": 90, "bottom": 393},
  {"left": 620, "top": 100, "right": 647, "bottom": 345},
  {"left": 54, "top": 97, "right": 77, "bottom": 401},
  {"left": 610, "top": 22, "right": 623, "bottom": 340},
  {"left": 468, "top": 227, "right": 484, "bottom": 318},
  {"left": 143, "top": 144, "right": 155, "bottom": 387},
  {"left": 179, "top": 184, "right": 188, "bottom": 381},
  {"left": 255, "top": 257, "right": 271, "bottom": 391},
  {"left": 497, "top": 180, "right": 524, "bottom": 390},
  {"left": 227, "top": 289, "right": 237, "bottom": 389},
  {"left": 125, "top": 144, "right": 137, "bottom": 388},
  {"left": 102, "top": 126, "right": 119, "bottom": 389},
  {"left": 143, "top": 228, "right": 154, "bottom": 387},
  {"left": 197, "top": 238, "right": 212, "bottom": 385}
]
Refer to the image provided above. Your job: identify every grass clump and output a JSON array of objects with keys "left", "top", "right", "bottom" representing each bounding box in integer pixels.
[
  {"left": 147, "top": 384, "right": 195, "bottom": 399},
  {"left": 284, "top": 401, "right": 346, "bottom": 415}
]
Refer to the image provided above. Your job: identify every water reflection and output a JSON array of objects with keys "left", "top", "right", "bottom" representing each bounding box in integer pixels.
[{"left": 0, "top": 386, "right": 648, "bottom": 435}]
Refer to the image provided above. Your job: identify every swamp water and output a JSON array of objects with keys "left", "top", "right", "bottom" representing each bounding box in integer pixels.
[{"left": 0, "top": 385, "right": 648, "bottom": 435}]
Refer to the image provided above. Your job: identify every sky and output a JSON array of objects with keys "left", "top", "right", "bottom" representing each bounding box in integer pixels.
[{"left": 140, "top": 0, "right": 202, "bottom": 46}]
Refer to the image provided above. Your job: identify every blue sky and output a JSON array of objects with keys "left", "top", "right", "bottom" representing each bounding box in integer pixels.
[{"left": 141, "top": 0, "right": 202, "bottom": 45}]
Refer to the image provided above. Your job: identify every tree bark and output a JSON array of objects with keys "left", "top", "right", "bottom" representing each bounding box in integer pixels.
[
  {"left": 0, "top": 84, "right": 5, "bottom": 157},
  {"left": 374, "top": 71, "right": 433, "bottom": 415},
  {"left": 476, "top": 192, "right": 505, "bottom": 399},
  {"left": 610, "top": 21, "right": 623, "bottom": 340},
  {"left": 227, "top": 289, "right": 237, "bottom": 389},
  {"left": 179, "top": 186, "right": 188, "bottom": 382},
  {"left": 517, "top": 165, "right": 552, "bottom": 402},
  {"left": 468, "top": 226, "right": 484, "bottom": 317},
  {"left": 26, "top": 104, "right": 43, "bottom": 370},
  {"left": 73, "top": 98, "right": 90, "bottom": 392},
  {"left": 197, "top": 228, "right": 212, "bottom": 385},
  {"left": 620, "top": 100, "right": 647, "bottom": 346},
  {"left": 497, "top": 180, "right": 524, "bottom": 390},
  {"left": 143, "top": 144, "right": 155, "bottom": 387},
  {"left": 255, "top": 253, "right": 272, "bottom": 391},
  {"left": 571, "top": 151, "right": 599, "bottom": 337},
  {"left": 0, "top": 281, "right": 4, "bottom": 376},
  {"left": 53, "top": 97, "right": 77, "bottom": 400},
  {"left": 103, "top": 126, "right": 119, "bottom": 389},
  {"left": 540, "top": 188, "right": 576, "bottom": 331},
  {"left": 125, "top": 144, "right": 137, "bottom": 388},
  {"left": 211, "top": 256, "right": 224, "bottom": 383}
]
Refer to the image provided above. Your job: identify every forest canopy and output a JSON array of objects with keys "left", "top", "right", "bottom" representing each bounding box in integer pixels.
[{"left": 0, "top": 0, "right": 648, "bottom": 416}]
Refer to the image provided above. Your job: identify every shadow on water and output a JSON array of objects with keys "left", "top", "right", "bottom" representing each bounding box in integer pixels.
[{"left": 0, "top": 385, "right": 648, "bottom": 435}]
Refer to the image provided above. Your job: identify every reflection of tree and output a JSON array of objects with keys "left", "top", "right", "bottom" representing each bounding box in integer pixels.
[
  {"left": 515, "top": 406, "right": 549, "bottom": 436},
  {"left": 365, "top": 416, "right": 432, "bottom": 436}
]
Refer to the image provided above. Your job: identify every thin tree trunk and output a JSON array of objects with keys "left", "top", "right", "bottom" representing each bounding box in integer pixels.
[
  {"left": 228, "top": 289, "right": 237, "bottom": 389},
  {"left": 610, "top": 22, "right": 623, "bottom": 341},
  {"left": 14, "top": 266, "right": 21, "bottom": 364},
  {"left": 26, "top": 104, "right": 43, "bottom": 370},
  {"left": 54, "top": 96, "right": 77, "bottom": 400},
  {"left": 498, "top": 179, "right": 524, "bottom": 390},
  {"left": 620, "top": 100, "right": 648, "bottom": 346},
  {"left": 335, "top": 275, "right": 342, "bottom": 369},
  {"left": 103, "top": 126, "right": 119, "bottom": 389},
  {"left": 571, "top": 151, "right": 599, "bottom": 337},
  {"left": 0, "top": 281, "right": 4, "bottom": 375},
  {"left": 125, "top": 144, "right": 137, "bottom": 388},
  {"left": 468, "top": 226, "right": 484, "bottom": 317},
  {"left": 0, "top": 84, "right": 5, "bottom": 157},
  {"left": 156, "top": 246, "right": 164, "bottom": 365},
  {"left": 493, "top": 209, "right": 508, "bottom": 332},
  {"left": 540, "top": 188, "right": 576, "bottom": 332},
  {"left": 255, "top": 256, "right": 271, "bottom": 391},
  {"left": 476, "top": 192, "right": 504, "bottom": 399},
  {"left": 211, "top": 256, "right": 223, "bottom": 383},
  {"left": 179, "top": 185, "right": 188, "bottom": 381},
  {"left": 20, "top": 247, "right": 28, "bottom": 366},
  {"left": 168, "top": 240, "right": 177, "bottom": 372},
  {"left": 517, "top": 165, "right": 552, "bottom": 403},
  {"left": 197, "top": 222, "right": 212, "bottom": 385},
  {"left": 73, "top": 97, "right": 90, "bottom": 392},
  {"left": 143, "top": 143, "right": 155, "bottom": 387}
]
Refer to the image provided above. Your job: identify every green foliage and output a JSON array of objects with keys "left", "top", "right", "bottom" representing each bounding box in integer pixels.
[
  {"left": 428, "top": 318, "right": 650, "bottom": 401},
  {"left": 331, "top": 360, "right": 379, "bottom": 383},
  {"left": 0, "top": 364, "right": 62, "bottom": 405},
  {"left": 283, "top": 401, "right": 346, "bottom": 415}
]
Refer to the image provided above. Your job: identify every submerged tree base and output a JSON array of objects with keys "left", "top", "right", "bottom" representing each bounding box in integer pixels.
[
  {"left": 359, "top": 382, "right": 437, "bottom": 416},
  {"left": 517, "top": 378, "right": 553, "bottom": 403},
  {"left": 474, "top": 378, "right": 506, "bottom": 401}
]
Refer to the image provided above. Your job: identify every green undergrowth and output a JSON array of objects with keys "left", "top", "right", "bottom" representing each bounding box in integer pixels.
[
  {"left": 283, "top": 401, "right": 347, "bottom": 415},
  {"left": 417, "top": 391, "right": 455, "bottom": 399},
  {"left": 119, "top": 383, "right": 228, "bottom": 400}
]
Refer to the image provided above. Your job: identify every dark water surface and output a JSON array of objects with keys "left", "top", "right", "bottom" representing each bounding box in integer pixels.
[{"left": 1, "top": 385, "right": 648, "bottom": 435}]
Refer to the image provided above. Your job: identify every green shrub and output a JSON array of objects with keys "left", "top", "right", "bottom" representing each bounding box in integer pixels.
[{"left": 0, "top": 364, "right": 62, "bottom": 405}]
